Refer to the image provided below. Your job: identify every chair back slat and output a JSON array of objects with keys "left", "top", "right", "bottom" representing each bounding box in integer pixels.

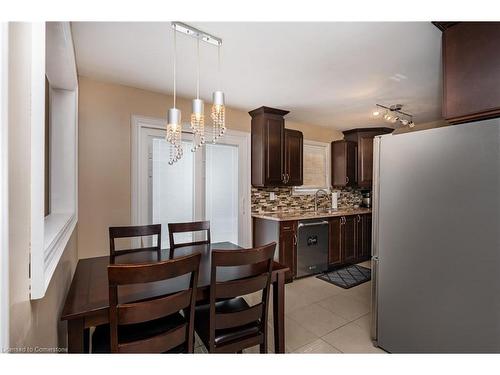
[
  {"left": 109, "top": 224, "right": 162, "bottom": 261},
  {"left": 117, "top": 324, "right": 187, "bottom": 354},
  {"left": 108, "top": 253, "right": 201, "bottom": 285},
  {"left": 168, "top": 221, "right": 211, "bottom": 254},
  {"left": 110, "top": 224, "right": 161, "bottom": 238},
  {"left": 215, "top": 303, "right": 263, "bottom": 330},
  {"left": 118, "top": 289, "right": 191, "bottom": 325},
  {"left": 212, "top": 244, "right": 276, "bottom": 267},
  {"left": 108, "top": 252, "right": 200, "bottom": 353},
  {"left": 215, "top": 274, "right": 268, "bottom": 299}
]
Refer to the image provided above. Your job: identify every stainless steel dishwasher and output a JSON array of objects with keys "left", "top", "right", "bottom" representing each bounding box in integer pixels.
[{"left": 296, "top": 219, "right": 329, "bottom": 277}]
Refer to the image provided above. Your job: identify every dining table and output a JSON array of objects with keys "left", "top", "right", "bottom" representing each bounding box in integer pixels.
[{"left": 61, "top": 241, "right": 290, "bottom": 353}]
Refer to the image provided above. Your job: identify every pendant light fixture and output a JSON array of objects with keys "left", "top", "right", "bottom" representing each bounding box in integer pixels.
[
  {"left": 191, "top": 37, "right": 205, "bottom": 151},
  {"left": 211, "top": 43, "right": 226, "bottom": 143},
  {"left": 168, "top": 22, "right": 224, "bottom": 164},
  {"left": 166, "top": 24, "right": 182, "bottom": 165}
]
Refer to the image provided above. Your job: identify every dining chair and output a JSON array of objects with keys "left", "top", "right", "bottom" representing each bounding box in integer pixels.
[
  {"left": 91, "top": 253, "right": 201, "bottom": 353},
  {"left": 193, "top": 242, "right": 276, "bottom": 353},
  {"left": 109, "top": 224, "right": 162, "bottom": 262},
  {"left": 168, "top": 221, "right": 211, "bottom": 257}
]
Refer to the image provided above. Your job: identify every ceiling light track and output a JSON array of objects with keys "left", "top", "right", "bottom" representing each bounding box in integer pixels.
[
  {"left": 373, "top": 103, "right": 415, "bottom": 128},
  {"left": 171, "top": 22, "right": 222, "bottom": 46}
]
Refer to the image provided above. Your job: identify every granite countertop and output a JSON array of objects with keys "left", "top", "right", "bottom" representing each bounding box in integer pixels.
[{"left": 252, "top": 207, "right": 372, "bottom": 222}]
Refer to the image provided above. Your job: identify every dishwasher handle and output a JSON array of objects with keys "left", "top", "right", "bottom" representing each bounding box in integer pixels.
[{"left": 297, "top": 220, "right": 329, "bottom": 228}]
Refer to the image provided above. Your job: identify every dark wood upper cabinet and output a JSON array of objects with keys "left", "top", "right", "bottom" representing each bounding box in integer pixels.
[
  {"left": 440, "top": 22, "right": 500, "bottom": 124},
  {"left": 342, "top": 128, "right": 393, "bottom": 188},
  {"left": 284, "top": 129, "right": 303, "bottom": 186},
  {"left": 331, "top": 140, "right": 357, "bottom": 187},
  {"left": 250, "top": 106, "right": 303, "bottom": 187}
]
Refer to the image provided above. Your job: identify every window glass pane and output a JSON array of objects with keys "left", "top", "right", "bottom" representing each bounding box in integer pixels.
[
  {"left": 205, "top": 143, "right": 238, "bottom": 244},
  {"left": 152, "top": 138, "right": 194, "bottom": 249}
]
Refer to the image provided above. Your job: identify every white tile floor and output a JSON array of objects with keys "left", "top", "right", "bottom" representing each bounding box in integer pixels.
[{"left": 194, "top": 260, "right": 386, "bottom": 354}]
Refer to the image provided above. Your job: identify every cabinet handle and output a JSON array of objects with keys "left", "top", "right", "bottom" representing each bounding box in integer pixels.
[
  {"left": 282, "top": 173, "right": 286, "bottom": 183},
  {"left": 293, "top": 233, "right": 297, "bottom": 246},
  {"left": 346, "top": 176, "right": 349, "bottom": 184},
  {"left": 340, "top": 216, "right": 345, "bottom": 225},
  {"left": 357, "top": 214, "right": 361, "bottom": 223},
  {"left": 283, "top": 226, "right": 291, "bottom": 230},
  {"left": 286, "top": 173, "right": 290, "bottom": 183}
]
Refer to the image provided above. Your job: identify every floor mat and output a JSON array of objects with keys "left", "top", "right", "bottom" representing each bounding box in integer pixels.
[{"left": 317, "top": 265, "right": 371, "bottom": 289}]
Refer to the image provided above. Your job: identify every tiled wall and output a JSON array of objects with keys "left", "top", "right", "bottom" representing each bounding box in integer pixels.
[{"left": 251, "top": 186, "right": 365, "bottom": 214}]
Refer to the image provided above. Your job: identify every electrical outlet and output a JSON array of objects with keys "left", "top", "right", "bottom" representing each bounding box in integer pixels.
[{"left": 270, "top": 192, "right": 276, "bottom": 201}]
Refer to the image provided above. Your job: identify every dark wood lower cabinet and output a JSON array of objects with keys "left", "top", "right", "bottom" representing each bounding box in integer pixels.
[
  {"left": 253, "top": 217, "right": 297, "bottom": 278},
  {"left": 328, "top": 217, "right": 342, "bottom": 266},
  {"left": 279, "top": 221, "right": 297, "bottom": 277},
  {"left": 327, "top": 213, "right": 372, "bottom": 269},
  {"left": 360, "top": 214, "right": 372, "bottom": 260},
  {"left": 254, "top": 213, "right": 372, "bottom": 279},
  {"left": 342, "top": 215, "right": 357, "bottom": 263}
]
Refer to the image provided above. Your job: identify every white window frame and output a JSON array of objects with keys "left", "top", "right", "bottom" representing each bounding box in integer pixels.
[
  {"left": 131, "top": 115, "right": 252, "bottom": 248},
  {"left": 293, "top": 139, "right": 331, "bottom": 195},
  {"left": 30, "top": 22, "right": 78, "bottom": 299},
  {"left": 0, "top": 22, "right": 10, "bottom": 350}
]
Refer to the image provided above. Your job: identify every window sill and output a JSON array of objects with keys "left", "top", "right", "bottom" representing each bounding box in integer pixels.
[
  {"left": 292, "top": 187, "right": 330, "bottom": 196},
  {"left": 39, "top": 212, "right": 76, "bottom": 295}
]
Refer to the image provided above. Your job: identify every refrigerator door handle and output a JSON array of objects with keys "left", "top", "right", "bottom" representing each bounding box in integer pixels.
[
  {"left": 370, "top": 135, "right": 382, "bottom": 345},
  {"left": 371, "top": 256, "right": 379, "bottom": 343}
]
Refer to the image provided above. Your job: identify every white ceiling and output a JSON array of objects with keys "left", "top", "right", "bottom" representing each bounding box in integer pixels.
[{"left": 71, "top": 22, "right": 443, "bottom": 131}]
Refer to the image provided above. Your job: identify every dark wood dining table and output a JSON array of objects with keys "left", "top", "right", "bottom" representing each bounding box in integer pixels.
[{"left": 61, "top": 242, "right": 290, "bottom": 353}]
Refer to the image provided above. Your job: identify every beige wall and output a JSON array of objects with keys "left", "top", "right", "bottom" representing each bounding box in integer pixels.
[
  {"left": 78, "top": 76, "right": 343, "bottom": 259},
  {"left": 8, "top": 22, "right": 78, "bottom": 350}
]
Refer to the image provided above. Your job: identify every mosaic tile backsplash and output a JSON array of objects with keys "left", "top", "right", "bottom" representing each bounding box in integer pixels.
[{"left": 251, "top": 186, "right": 365, "bottom": 214}]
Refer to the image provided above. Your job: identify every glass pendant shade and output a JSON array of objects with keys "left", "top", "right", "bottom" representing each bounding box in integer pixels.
[
  {"left": 211, "top": 90, "right": 226, "bottom": 143},
  {"left": 190, "top": 98, "right": 205, "bottom": 151},
  {"left": 166, "top": 108, "right": 182, "bottom": 165}
]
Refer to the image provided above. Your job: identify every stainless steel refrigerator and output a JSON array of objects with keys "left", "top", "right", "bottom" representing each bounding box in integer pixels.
[{"left": 371, "top": 118, "right": 500, "bottom": 353}]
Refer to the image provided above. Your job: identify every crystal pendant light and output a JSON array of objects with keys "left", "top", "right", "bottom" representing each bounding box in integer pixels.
[
  {"left": 211, "top": 43, "right": 226, "bottom": 143},
  {"left": 191, "top": 38, "right": 205, "bottom": 151},
  {"left": 167, "top": 25, "right": 182, "bottom": 165}
]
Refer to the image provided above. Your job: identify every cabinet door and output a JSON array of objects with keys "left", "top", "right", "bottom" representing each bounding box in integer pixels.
[
  {"left": 354, "top": 214, "right": 363, "bottom": 261},
  {"left": 357, "top": 135, "right": 374, "bottom": 187},
  {"left": 443, "top": 22, "right": 500, "bottom": 124},
  {"left": 331, "top": 141, "right": 356, "bottom": 187},
  {"left": 284, "top": 129, "right": 303, "bottom": 186},
  {"left": 361, "top": 214, "right": 372, "bottom": 259},
  {"left": 279, "top": 221, "right": 297, "bottom": 277},
  {"left": 328, "top": 217, "right": 342, "bottom": 266},
  {"left": 342, "top": 215, "right": 357, "bottom": 264},
  {"left": 265, "top": 117, "right": 285, "bottom": 185}
]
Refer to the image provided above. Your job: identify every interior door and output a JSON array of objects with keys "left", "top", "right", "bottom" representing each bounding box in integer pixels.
[
  {"left": 135, "top": 119, "right": 251, "bottom": 249},
  {"left": 152, "top": 132, "right": 197, "bottom": 249}
]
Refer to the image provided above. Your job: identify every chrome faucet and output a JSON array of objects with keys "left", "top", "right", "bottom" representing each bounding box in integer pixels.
[{"left": 314, "top": 189, "right": 329, "bottom": 212}]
